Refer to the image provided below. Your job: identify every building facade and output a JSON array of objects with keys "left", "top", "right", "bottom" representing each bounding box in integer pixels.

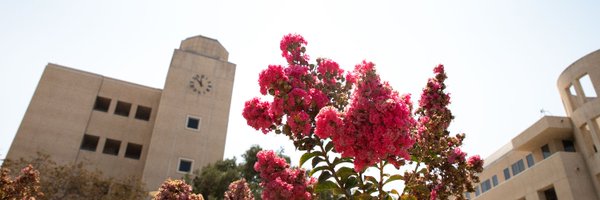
[
  {"left": 5, "top": 35, "right": 236, "bottom": 191},
  {"left": 469, "top": 50, "right": 600, "bottom": 200}
]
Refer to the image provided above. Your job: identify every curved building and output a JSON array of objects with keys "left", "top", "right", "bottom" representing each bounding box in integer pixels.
[{"left": 469, "top": 50, "right": 600, "bottom": 200}]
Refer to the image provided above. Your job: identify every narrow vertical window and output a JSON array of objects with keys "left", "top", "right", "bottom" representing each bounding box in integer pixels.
[
  {"left": 541, "top": 144, "right": 551, "bottom": 159},
  {"left": 503, "top": 168, "right": 511, "bottom": 180},
  {"left": 579, "top": 74, "right": 597, "bottom": 98},
  {"left": 492, "top": 175, "right": 498, "bottom": 187},
  {"left": 526, "top": 154, "right": 535, "bottom": 167}
]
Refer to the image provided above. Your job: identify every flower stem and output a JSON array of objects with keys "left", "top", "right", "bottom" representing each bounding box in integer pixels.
[{"left": 316, "top": 139, "right": 352, "bottom": 198}]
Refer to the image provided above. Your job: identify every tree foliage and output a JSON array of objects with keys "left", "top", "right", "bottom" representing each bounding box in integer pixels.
[
  {"left": 243, "top": 34, "right": 484, "bottom": 199},
  {"left": 0, "top": 164, "right": 44, "bottom": 199},
  {"left": 2, "top": 153, "right": 146, "bottom": 200}
]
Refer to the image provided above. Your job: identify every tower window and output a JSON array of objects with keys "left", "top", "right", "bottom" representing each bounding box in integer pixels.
[
  {"left": 579, "top": 74, "right": 597, "bottom": 98},
  {"left": 542, "top": 144, "right": 551, "bottom": 159},
  {"left": 93, "top": 96, "right": 111, "bottom": 112},
  {"left": 186, "top": 116, "right": 201, "bottom": 130},
  {"left": 114, "top": 101, "right": 132, "bottom": 117},
  {"left": 492, "top": 175, "right": 498, "bottom": 187},
  {"left": 102, "top": 138, "right": 121, "bottom": 156},
  {"left": 563, "top": 140, "right": 576, "bottom": 152},
  {"left": 124, "top": 143, "right": 143, "bottom": 160},
  {"left": 80, "top": 134, "right": 100, "bottom": 151},
  {"left": 178, "top": 158, "right": 193, "bottom": 173},
  {"left": 503, "top": 168, "right": 511, "bottom": 180},
  {"left": 135, "top": 105, "right": 152, "bottom": 121}
]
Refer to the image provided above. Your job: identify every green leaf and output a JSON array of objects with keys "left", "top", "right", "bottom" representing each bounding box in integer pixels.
[
  {"left": 345, "top": 176, "right": 358, "bottom": 188},
  {"left": 312, "top": 156, "right": 324, "bottom": 168},
  {"left": 332, "top": 157, "right": 353, "bottom": 165},
  {"left": 325, "top": 141, "right": 334, "bottom": 152},
  {"left": 383, "top": 174, "right": 403, "bottom": 186},
  {"left": 318, "top": 171, "right": 332, "bottom": 182},
  {"left": 336, "top": 167, "right": 356, "bottom": 181},
  {"left": 299, "top": 152, "right": 318, "bottom": 167},
  {"left": 309, "top": 166, "right": 329, "bottom": 176},
  {"left": 314, "top": 180, "right": 340, "bottom": 193},
  {"left": 364, "top": 176, "right": 378, "bottom": 184}
]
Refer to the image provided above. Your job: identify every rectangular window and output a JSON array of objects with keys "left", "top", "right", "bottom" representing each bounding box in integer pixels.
[
  {"left": 503, "top": 168, "right": 511, "bottom": 180},
  {"left": 114, "top": 101, "right": 132, "bottom": 117},
  {"left": 542, "top": 187, "right": 558, "bottom": 200},
  {"left": 563, "top": 140, "right": 576, "bottom": 152},
  {"left": 511, "top": 159, "right": 526, "bottom": 176},
  {"left": 134, "top": 105, "right": 152, "bottom": 121},
  {"left": 102, "top": 138, "right": 121, "bottom": 156},
  {"left": 80, "top": 134, "right": 100, "bottom": 151},
  {"left": 177, "top": 158, "right": 193, "bottom": 173},
  {"left": 474, "top": 186, "right": 480, "bottom": 196},
  {"left": 465, "top": 192, "right": 471, "bottom": 200},
  {"left": 542, "top": 144, "right": 551, "bottom": 159},
  {"left": 186, "top": 116, "right": 201, "bottom": 130},
  {"left": 93, "top": 96, "right": 111, "bottom": 112},
  {"left": 481, "top": 179, "right": 492, "bottom": 193},
  {"left": 526, "top": 154, "right": 535, "bottom": 167},
  {"left": 124, "top": 143, "right": 142, "bottom": 160},
  {"left": 492, "top": 175, "right": 498, "bottom": 187}
]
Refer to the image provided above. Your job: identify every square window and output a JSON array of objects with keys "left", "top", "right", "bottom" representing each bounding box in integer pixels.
[
  {"left": 124, "top": 143, "right": 142, "bottom": 160},
  {"left": 93, "top": 96, "right": 111, "bottom": 112},
  {"left": 186, "top": 116, "right": 201, "bottom": 130},
  {"left": 481, "top": 179, "right": 492, "bottom": 193},
  {"left": 80, "top": 134, "right": 100, "bottom": 151},
  {"left": 178, "top": 158, "right": 193, "bottom": 173},
  {"left": 511, "top": 159, "right": 525, "bottom": 176},
  {"left": 114, "top": 101, "right": 132, "bottom": 117},
  {"left": 102, "top": 138, "right": 121, "bottom": 156},
  {"left": 134, "top": 105, "right": 152, "bottom": 121}
]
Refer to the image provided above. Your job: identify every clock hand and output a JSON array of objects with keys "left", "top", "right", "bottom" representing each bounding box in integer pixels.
[{"left": 197, "top": 79, "right": 203, "bottom": 87}]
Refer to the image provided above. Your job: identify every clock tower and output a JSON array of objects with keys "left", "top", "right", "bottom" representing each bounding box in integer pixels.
[{"left": 142, "top": 35, "right": 236, "bottom": 190}]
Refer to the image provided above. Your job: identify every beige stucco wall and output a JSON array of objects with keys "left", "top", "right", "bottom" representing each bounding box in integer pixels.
[{"left": 142, "top": 36, "right": 236, "bottom": 190}]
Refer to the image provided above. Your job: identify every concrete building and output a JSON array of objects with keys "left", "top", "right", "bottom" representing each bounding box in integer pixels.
[
  {"left": 468, "top": 50, "right": 600, "bottom": 200},
  {"left": 4, "top": 35, "right": 236, "bottom": 191}
]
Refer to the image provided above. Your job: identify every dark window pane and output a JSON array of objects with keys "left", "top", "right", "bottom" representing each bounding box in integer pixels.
[
  {"left": 526, "top": 154, "right": 535, "bottom": 167},
  {"left": 542, "top": 144, "right": 551, "bottom": 159},
  {"left": 102, "top": 139, "right": 121, "bottom": 156},
  {"left": 492, "top": 175, "right": 498, "bottom": 186},
  {"left": 134, "top": 105, "right": 152, "bottom": 121},
  {"left": 93, "top": 96, "right": 111, "bottom": 112},
  {"left": 475, "top": 186, "right": 480, "bottom": 196},
  {"left": 114, "top": 101, "right": 132, "bottom": 117},
  {"left": 80, "top": 134, "right": 100, "bottom": 151},
  {"left": 504, "top": 168, "right": 511, "bottom": 180},
  {"left": 178, "top": 160, "right": 192, "bottom": 173},
  {"left": 563, "top": 140, "right": 576, "bottom": 152},
  {"left": 124, "top": 143, "right": 142, "bottom": 160},
  {"left": 543, "top": 187, "right": 558, "bottom": 200},
  {"left": 512, "top": 160, "right": 525, "bottom": 176},
  {"left": 187, "top": 117, "right": 200, "bottom": 129},
  {"left": 481, "top": 179, "right": 492, "bottom": 193}
]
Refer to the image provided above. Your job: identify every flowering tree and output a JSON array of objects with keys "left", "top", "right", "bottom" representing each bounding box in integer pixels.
[
  {"left": 154, "top": 179, "right": 204, "bottom": 200},
  {"left": 243, "top": 34, "right": 483, "bottom": 199},
  {"left": 224, "top": 178, "right": 254, "bottom": 200},
  {"left": 0, "top": 164, "right": 44, "bottom": 199}
]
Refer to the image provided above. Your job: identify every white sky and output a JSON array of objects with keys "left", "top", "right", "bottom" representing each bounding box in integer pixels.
[{"left": 1, "top": 1, "right": 600, "bottom": 168}]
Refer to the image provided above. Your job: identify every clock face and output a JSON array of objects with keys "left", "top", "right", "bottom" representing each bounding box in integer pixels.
[{"left": 189, "top": 74, "right": 213, "bottom": 95}]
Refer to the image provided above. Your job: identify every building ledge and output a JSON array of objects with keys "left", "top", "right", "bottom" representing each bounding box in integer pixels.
[{"left": 511, "top": 116, "right": 573, "bottom": 151}]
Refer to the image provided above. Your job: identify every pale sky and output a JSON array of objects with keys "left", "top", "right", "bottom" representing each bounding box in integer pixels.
[{"left": 1, "top": 1, "right": 600, "bottom": 168}]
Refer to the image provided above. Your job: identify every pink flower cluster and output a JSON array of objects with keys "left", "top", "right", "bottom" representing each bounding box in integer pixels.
[
  {"left": 280, "top": 34, "right": 309, "bottom": 65},
  {"left": 447, "top": 148, "right": 466, "bottom": 164},
  {"left": 315, "top": 61, "right": 415, "bottom": 172},
  {"left": 317, "top": 58, "right": 344, "bottom": 85},
  {"left": 224, "top": 178, "right": 254, "bottom": 200},
  {"left": 154, "top": 179, "right": 203, "bottom": 200},
  {"left": 242, "top": 98, "right": 273, "bottom": 134},
  {"left": 254, "top": 150, "right": 314, "bottom": 200},
  {"left": 467, "top": 155, "right": 484, "bottom": 169}
]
